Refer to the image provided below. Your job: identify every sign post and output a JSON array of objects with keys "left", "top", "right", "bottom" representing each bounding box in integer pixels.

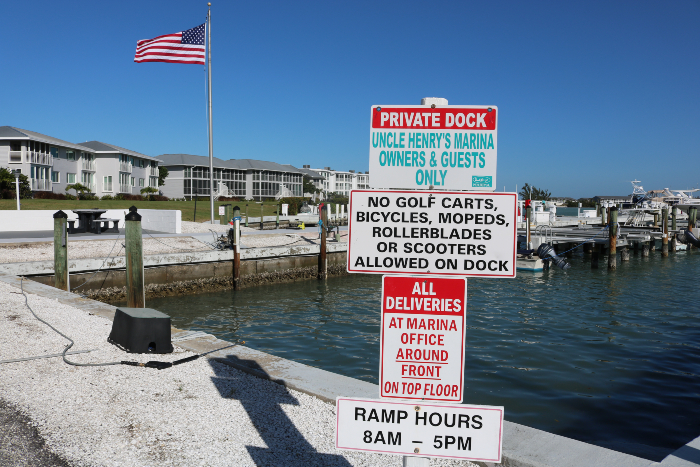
[
  {"left": 380, "top": 275, "right": 467, "bottom": 402},
  {"left": 337, "top": 100, "right": 508, "bottom": 465}
]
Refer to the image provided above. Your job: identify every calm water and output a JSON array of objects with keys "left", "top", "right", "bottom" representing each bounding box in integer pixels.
[{"left": 140, "top": 249, "right": 700, "bottom": 461}]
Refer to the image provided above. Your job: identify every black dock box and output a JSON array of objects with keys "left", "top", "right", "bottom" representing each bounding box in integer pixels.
[{"left": 108, "top": 308, "right": 173, "bottom": 354}]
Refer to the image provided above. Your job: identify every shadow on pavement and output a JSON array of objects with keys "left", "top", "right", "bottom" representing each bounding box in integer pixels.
[{"left": 208, "top": 356, "right": 352, "bottom": 467}]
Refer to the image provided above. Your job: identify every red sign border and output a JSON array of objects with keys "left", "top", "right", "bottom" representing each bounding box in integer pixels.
[
  {"left": 347, "top": 189, "right": 518, "bottom": 278},
  {"left": 379, "top": 275, "right": 467, "bottom": 402}
]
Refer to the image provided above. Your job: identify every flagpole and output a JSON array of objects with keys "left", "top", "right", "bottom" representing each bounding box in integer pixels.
[{"left": 207, "top": 3, "right": 214, "bottom": 224}]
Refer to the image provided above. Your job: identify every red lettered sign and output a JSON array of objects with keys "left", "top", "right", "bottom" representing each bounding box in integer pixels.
[
  {"left": 380, "top": 275, "right": 467, "bottom": 402},
  {"left": 371, "top": 107, "right": 497, "bottom": 130}
]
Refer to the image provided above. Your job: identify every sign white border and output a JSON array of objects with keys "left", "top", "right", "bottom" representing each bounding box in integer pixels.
[
  {"left": 379, "top": 275, "right": 467, "bottom": 402},
  {"left": 368, "top": 104, "right": 498, "bottom": 191},
  {"left": 336, "top": 397, "right": 504, "bottom": 462},
  {"left": 347, "top": 189, "right": 517, "bottom": 278}
]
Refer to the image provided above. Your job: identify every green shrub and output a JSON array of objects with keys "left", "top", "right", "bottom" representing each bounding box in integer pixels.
[
  {"left": 101, "top": 194, "right": 113, "bottom": 200},
  {"left": 64, "top": 194, "right": 76, "bottom": 200},
  {"left": 276, "top": 197, "right": 308, "bottom": 215},
  {"left": 33, "top": 191, "right": 68, "bottom": 200}
]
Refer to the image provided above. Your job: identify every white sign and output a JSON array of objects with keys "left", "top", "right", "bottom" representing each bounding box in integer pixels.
[
  {"left": 336, "top": 397, "right": 503, "bottom": 462},
  {"left": 380, "top": 276, "right": 466, "bottom": 402},
  {"left": 281, "top": 203, "right": 289, "bottom": 216},
  {"left": 347, "top": 190, "right": 517, "bottom": 278},
  {"left": 219, "top": 206, "right": 225, "bottom": 216},
  {"left": 368, "top": 105, "right": 498, "bottom": 191}
]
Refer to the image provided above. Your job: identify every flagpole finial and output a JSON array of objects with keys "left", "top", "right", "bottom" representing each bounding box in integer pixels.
[{"left": 208, "top": 2, "right": 211, "bottom": 5}]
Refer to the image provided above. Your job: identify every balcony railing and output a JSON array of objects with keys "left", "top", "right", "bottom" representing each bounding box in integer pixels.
[
  {"left": 26, "top": 151, "right": 53, "bottom": 165},
  {"left": 150, "top": 167, "right": 159, "bottom": 177},
  {"left": 119, "top": 162, "right": 132, "bottom": 173},
  {"left": 119, "top": 184, "right": 131, "bottom": 193},
  {"left": 83, "top": 182, "right": 96, "bottom": 193},
  {"left": 82, "top": 160, "right": 96, "bottom": 171},
  {"left": 9, "top": 151, "right": 22, "bottom": 163},
  {"left": 31, "top": 178, "right": 52, "bottom": 191}
]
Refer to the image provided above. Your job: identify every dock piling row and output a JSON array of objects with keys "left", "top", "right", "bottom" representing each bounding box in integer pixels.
[
  {"left": 608, "top": 207, "right": 617, "bottom": 270},
  {"left": 125, "top": 206, "right": 145, "bottom": 308},
  {"left": 53, "top": 210, "right": 69, "bottom": 291}
]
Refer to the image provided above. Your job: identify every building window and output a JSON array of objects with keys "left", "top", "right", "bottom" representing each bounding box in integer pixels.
[
  {"left": 103, "top": 176, "right": 112, "bottom": 192},
  {"left": 67, "top": 173, "right": 76, "bottom": 184},
  {"left": 50, "top": 147, "right": 59, "bottom": 158},
  {"left": 139, "top": 178, "right": 144, "bottom": 187},
  {"left": 51, "top": 171, "right": 60, "bottom": 183},
  {"left": 67, "top": 151, "right": 75, "bottom": 161},
  {"left": 150, "top": 176, "right": 158, "bottom": 187},
  {"left": 131, "top": 177, "right": 135, "bottom": 187},
  {"left": 184, "top": 167, "right": 192, "bottom": 178}
]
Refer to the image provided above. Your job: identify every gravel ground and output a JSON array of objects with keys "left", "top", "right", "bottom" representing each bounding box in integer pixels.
[
  {"left": 0, "top": 281, "right": 475, "bottom": 467},
  {"left": 0, "top": 237, "right": 212, "bottom": 264},
  {"left": 181, "top": 221, "right": 258, "bottom": 234},
  {"left": 0, "top": 227, "right": 348, "bottom": 264}
]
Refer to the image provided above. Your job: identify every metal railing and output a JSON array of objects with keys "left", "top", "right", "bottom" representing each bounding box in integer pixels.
[
  {"left": 119, "top": 162, "right": 132, "bottom": 173},
  {"left": 31, "top": 178, "right": 52, "bottom": 191},
  {"left": 9, "top": 151, "right": 22, "bottom": 163},
  {"left": 26, "top": 151, "right": 53, "bottom": 165},
  {"left": 82, "top": 160, "right": 96, "bottom": 171},
  {"left": 119, "top": 183, "right": 131, "bottom": 193}
]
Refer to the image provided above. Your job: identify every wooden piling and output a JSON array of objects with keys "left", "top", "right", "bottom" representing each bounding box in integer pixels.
[
  {"left": 276, "top": 203, "right": 280, "bottom": 229},
  {"left": 608, "top": 207, "right": 617, "bottom": 269},
  {"left": 260, "top": 203, "right": 264, "bottom": 230},
  {"left": 245, "top": 204, "right": 249, "bottom": 227},
  {"left": 649, "top": 239, "right": 656, "bottom": 252},
  {"left": 620, "top": 245, "right": 630, "bottom": 261},
  {"left": 601, "top": 206, "right": 607, "bottom": 226},
  {"left": 642, "top": 241, "right": 650, "bottom": 257},
  {"left": 526, "top": 206, "right": 532, "bottom": 247},
  {"left": 661, "top": 207, "right": 669, "bottom": 257},
  {"left": 653, "top": 212, "right": 659, "bottom": 227},
  {"left": 233, "top": 206, "right": 241, "bottom": 290},
  {"left": 689, "top": 207, "right": 697, "bottom": 250},
  {"left": 125, "top": 207, "right": 145, "bottom": 308},
  {"left": 671, "top": 206, "right": 677, "bottom": 232},
  {"left": 671, "top": 235, "right": 677, "bottom": 252},
  {"left": 318, "top": 203, "right": 327, "bottom": 280},
  {"left": 591, "top": 244, "right": 599, "bottom": 269},
  {"left": 53, "top": 210, "right": 69, "bottom": 291}
]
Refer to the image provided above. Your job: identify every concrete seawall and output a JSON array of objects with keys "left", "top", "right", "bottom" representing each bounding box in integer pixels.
[
  {"left": 1, "top": 243, "right": 349, "bottom": 301},
  {"left": 3, "top": 273, "right": 697, "bottom": 467}
]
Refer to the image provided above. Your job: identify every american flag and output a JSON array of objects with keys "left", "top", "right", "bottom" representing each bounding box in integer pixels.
[{"left": 134, "top": 23, "right": 206, "bottom": 65}]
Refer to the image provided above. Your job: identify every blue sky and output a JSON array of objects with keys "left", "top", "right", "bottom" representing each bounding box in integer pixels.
[{"left": 1, "top": 0, "right": 698, "bottom": 198}]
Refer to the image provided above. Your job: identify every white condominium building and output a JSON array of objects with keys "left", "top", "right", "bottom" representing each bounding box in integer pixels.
[
  {"left": 0, "top": 126, "right": 159, "bottom": 196},
  {"left": 306, "top": 166, "right": 370, "bottom": 196}
]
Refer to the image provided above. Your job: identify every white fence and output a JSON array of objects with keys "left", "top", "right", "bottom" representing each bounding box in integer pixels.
[{"left": 0, "top": 209, "right": 182, "bottom": 233}]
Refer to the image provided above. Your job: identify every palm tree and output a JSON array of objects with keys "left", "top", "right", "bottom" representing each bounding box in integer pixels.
[{"left": 65, "top": 183, "right": 90, "bottom": 200}]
